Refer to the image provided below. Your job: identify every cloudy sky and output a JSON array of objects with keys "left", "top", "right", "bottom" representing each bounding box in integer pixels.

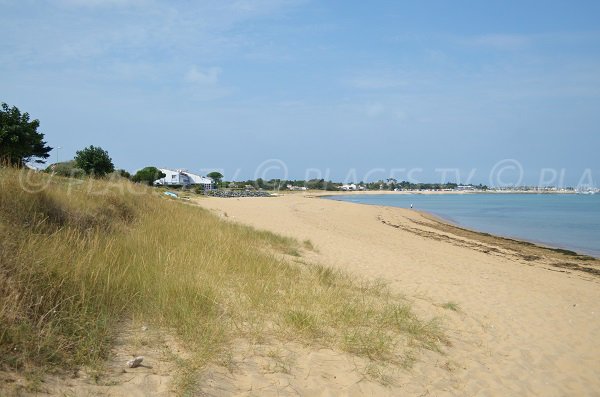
[{"left": 1, "top": 0, "right": 599, "bottom": 186}]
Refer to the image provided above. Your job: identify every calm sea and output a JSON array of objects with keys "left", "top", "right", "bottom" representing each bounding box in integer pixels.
[{"left": 326, "top": 193, "right": 600, "bottom": 258}]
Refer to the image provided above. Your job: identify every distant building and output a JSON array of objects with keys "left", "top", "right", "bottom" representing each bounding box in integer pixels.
[
  {"left": 340, "top": 184, "right": 357, "bottom": 191},
  {"left": 154, "top": 168, "right": 213, "bottom": 190},
  {"left": 286, "top": 184, "right": 308, "bottom": 191}
]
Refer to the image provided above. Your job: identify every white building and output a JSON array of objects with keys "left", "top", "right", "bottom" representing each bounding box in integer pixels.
[
  {"left": 154, "top": 169, "right": 214, "bottom": 190},
  {"left": 286, "top": 184, "right": 308, "bottom": 191},
  {"left": 339, "top": 184, "right": 357, "bottom": 191}
]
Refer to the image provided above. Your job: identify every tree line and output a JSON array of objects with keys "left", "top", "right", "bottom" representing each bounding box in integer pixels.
[
  {"left": 0, "top": 102, "right": 166, "bottom": 184},
  {"left": 220, "top": 179, "right": 485, "bottom": 191},
  {"left": 1, "top": 102, "right": 487, "bottom": 191}
]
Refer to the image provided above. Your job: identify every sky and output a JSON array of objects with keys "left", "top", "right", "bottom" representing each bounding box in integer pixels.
[{"left": 1, "top": 0, "right": 599, "bottom": 186}]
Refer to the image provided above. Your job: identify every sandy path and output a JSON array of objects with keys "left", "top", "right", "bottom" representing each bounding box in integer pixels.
[{"left": 196, "top": 194, "right": 600, "bottom": 396}]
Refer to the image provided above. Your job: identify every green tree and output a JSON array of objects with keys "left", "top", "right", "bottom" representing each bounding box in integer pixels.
[
  {"left": 74, "top": 145, "right": 115, "bottom": 177},
  {"left": 207, "top": 171, "right": 224, "bottom": 185},
  {"left": 116, "top": 169, "right": 131, "bottom": 179},
  {"left": 132, "top": 166, "right": 166, "bottom": 186},
  {"left": 0, "top": 102, "right": 52, "bottom": 165}
]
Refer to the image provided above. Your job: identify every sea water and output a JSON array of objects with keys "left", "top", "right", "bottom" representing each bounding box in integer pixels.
[{"left": 327, "top": 193, "right": 600, "bottom": 257}]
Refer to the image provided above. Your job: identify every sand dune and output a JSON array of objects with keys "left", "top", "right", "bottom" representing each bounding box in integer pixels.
[{"left": 195, "top": 194, "right": 600, "bottom": 396}]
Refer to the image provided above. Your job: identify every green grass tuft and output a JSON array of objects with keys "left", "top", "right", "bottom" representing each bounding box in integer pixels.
[
  {"left": 441, "top": 302, "right": 460, "bottom": 312},
  {"left": 303, "top": 239, "right": 316, "bottom": 250}
]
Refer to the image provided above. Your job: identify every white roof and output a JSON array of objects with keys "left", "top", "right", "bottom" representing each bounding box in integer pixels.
[{"left": 156, "top": 168, "right": 213, "bottom": 184}]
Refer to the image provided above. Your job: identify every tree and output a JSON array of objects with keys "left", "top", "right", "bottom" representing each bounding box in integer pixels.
[
  {"left": 0, "top": 102, "right": 52, "bottom": 165},
  {"left": 74, "top": 145, "right": 114, "bottom": 176},
  {"left": 207, "top": 171, "right": 223, "bottom": 184},
  {"left": 132, "top": 166, "right": 166, "bottom": 186},
  {"left": 116, "top": 169, "right": 131, "bottom": 179}
]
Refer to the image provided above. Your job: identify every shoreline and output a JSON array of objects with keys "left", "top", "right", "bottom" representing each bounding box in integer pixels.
[
  {"left": 278, "top": 189, "right": 578, "bottom": 196},
  {"left": 421, "top": 210, "right": 600, "bottom": 260},
  {"left": 317, "top": 192, "right": 600, "bottom": 260}
]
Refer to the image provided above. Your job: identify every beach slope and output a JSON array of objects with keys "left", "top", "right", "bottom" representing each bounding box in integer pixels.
[{"left": 196, "top": 193, "right": 600, "bottom": 396}]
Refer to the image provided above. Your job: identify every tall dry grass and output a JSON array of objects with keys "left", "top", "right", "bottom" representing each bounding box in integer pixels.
[{"left": 0, "top": 168, "right": 446, "bottom": 389}]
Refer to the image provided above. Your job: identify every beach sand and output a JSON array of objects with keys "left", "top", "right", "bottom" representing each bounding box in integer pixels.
[{"left": 194, "top": 193, "right": 600, "bottom": 396}]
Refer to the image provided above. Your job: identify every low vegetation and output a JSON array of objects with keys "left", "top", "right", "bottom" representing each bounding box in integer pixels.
[
  {"left": 0, "top": 167, "right": 446, "bottom": 391},
  {"left": 441, "top": 302, "right": 460, "bottom": 312}
]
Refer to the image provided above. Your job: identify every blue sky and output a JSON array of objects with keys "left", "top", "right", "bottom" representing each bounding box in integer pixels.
[{"left": 1, "top": 0, "right": 599, "bottom": 186}]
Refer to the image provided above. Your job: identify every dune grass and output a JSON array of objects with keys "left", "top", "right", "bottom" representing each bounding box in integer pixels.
[
  {"left": 441, "top": 302, "right": 460, "bottom": 312},
  {"left": 0, "top": 168, "right": 446, "bottom": 390}
]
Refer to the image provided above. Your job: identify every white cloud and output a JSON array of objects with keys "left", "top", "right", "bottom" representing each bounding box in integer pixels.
[
  {"left": 185, "top": 66, "right": 222, "bottom": 85},
  {"left": 182, "top": 66, "right": 232, "bottom": 101}
]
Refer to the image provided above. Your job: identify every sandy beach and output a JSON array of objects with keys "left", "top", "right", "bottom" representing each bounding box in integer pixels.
[{"left": 195, "top": 193, "right": 600, "bottom": 396}]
